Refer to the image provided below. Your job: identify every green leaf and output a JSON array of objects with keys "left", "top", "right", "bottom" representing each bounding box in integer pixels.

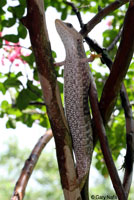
[
  {"left": 16, "top": 72, "right": 23, "bottom": 78},
  {"left": 103, "top": 29, "right": 118, "bottom": 48},
  {"left": 33, "top": 68, "right": 39, "bottom": 81},
  {"left": 16, "top": 89, "right": 31, "bottom": 110},
  {"left": 18, "top": 24, "right": 27, "bottom": 39},
  {"left": 25, "top": 114, "right": 34, "bottom": 127},
  {"left": 3, "top": 34, "right": 19, "bottom": 43},
  {"left": 19, "top": 0, "right": 26, "bottom": 7},
  {"left": 14, "top": 6, "right": 25, "bottom": 19},
  {"left": 58, "top": 81, "right": 63, "bottom": 93},
  {"left": 0, "top": 0, "right": 6, "bottom": 7},
  {"left": 7, "top": 108, "right": 22, "bottom": 117},
  {"left": 27, "top": 88, "right": 39, "bottom": 101},
  {"left": 0, "top": 111, "right": 4, "bottom": 118},
  {"left": 0, "top": 38, "right": 3, "bottom": 47},
  {"left": 61, "top": 8, "right": 67, "bottom": 20},
  {"left": 4, "top": 77, "right": 22, "bottom": 89},
  {"left": 21, "top": 52, "right": 35, "bottom": 67},
  {"left": 102, "top": 166, "right": 108, "bottom": 176},
  {"left": 1, "top": 100, "right": 9, "bottom": 110},
  {"left": 2, "top": 18, "right": 16, "bottom": 28},
  {"left": 27, "top": 80, "right": 42, "bottom": 98},
  {"left": 52, "top": 50, "right": 57, "bottom": 59},
  {"left": 8, "top": 6, "right": 25, "bottom": 19},
  {"left": 6, "top": 118, "right": 16, "bottom": 129},
  {"left": 39, "top": 116, "right": 50, "bottom": 128},
  {"left": 15, "top": 80, "right": 42, "bottom": 110},
  {"left": 22, "top": 114, "right": 34, "bottom": 127},
  {"left": 0, "top": 82, "right": 6, "bottom": 94},
  {"left": 0, "top": 8, "right": 5, "bottom": 16},
  {"left": 95, "top": 161, "right": 101, "bottom": 170}
]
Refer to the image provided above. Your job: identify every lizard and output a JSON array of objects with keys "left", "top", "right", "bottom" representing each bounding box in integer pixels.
[{"left": 55, "top": 19, "right": 94, "bottom": 188}]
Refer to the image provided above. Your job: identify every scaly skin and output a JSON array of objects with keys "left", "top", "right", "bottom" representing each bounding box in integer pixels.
[{"left": 55, "top": 19, "right": 93, "bottom": 186}]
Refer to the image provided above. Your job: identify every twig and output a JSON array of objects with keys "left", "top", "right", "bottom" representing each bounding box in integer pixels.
[
  {"left": 65, "top": 0, "right": 117, "bottom": 68},
  {"left": 22, "top": 109, "right": 45, "bottom": 115},
  {"left": 11, "top": 129, "right": 53, "bottom": 200},
  {"left": 29, "top": 101, "right": 45, "bottom": 106},
  {"left": 80, "top": 0, "right": 129, "bottom": 37},
  {"left": 12, "top": 102, "right": 45, "bottom": 113},
  {"left": 8, "top": 63, "right": 13, "bottom": 78},
  {"left": 120, "top": 85, "right": 134, "bottom": 198},
  {"left": 54, "top": 60, "right": 65, "bottom": 66},
  {"left": 0, "top": 43, "right": 30, "bottom": 50},
  {"left": 65, "top": 1, "right": 84, "bottom": 27},
  {"left": 107, "top": 27, "right": 123, "bottom": 51}
]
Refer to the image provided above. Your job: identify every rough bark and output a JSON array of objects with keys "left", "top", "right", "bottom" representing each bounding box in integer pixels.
[
  {"left": 99, "top": 1, "right": 134, "bottom": 123},
  {"left": 21, "top": 0, "right": 81, "bottom": 199},
  {"left": 121, "top": 85, "right": 134, "bottom": 198}
]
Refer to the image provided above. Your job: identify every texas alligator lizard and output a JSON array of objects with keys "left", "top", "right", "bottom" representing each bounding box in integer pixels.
[{"left": 55, "top": 19, "right": 93, "bottom": 186}]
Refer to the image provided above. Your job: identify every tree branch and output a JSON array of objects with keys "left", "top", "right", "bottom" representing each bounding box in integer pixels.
[
  {"left": 65, "top": 0, "right": 121, "bottom": 69},
  {"left": 85, "top": 8, "right": 134, "bottom": 197},
  {"left": 99, "top": 2, "right": 134, "bottom": 122},
  {"left": 99, "top": 3, "right": 134, "bottom": 194},
  {"left": 80, "top": 0, "right": 129, "bottom": 37},
  {"left": 11, "top": 129, "right": 53, "bottom": 200},
  {"left": 89, "top": 76, "right": 126, "bottom": 199},
  {"left": 65, "top": 1, "right": 84, "bottom": 27},
  {"left": 21, "top": 1, "right": 81, "bottom": 199},
  {"left": 107, "top": 27, "right": 123, "bottom": 52},
  {"left": 120, "top": 85, "right": 134, "bottom": 198}
]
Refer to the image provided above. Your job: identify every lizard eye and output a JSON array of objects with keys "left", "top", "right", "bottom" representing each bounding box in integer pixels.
[{"left": 66, "top": 23, "right": 73, "bottom": 28}]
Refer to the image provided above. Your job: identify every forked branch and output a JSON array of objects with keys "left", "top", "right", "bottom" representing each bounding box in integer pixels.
[{"left": 80, "top": 0, "right": 129, "bottom": 37}]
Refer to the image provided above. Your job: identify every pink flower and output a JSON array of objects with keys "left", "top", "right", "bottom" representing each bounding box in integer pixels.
[
  {"left": 107, "top": 20, "right": 112, "bottom": 27},
  {"left": 8, "top": 52, "right": 17, "bottom": 63},
  {"left": 7, "top": 43, "right": 22, "bottom": 63},
  {"left": 15, "top": 63, "right": 20, "bottom": 67},
  {"left": 5, "top": 40, "right": 10, "bottom": 45},
  {"left": 2, "top": 40, "right": 31, "bottom": 66},
  {"left": 1, "top": 55, "right": 5, "bottom": 65},
  {"left": 14, "top": 44, "right": 21, "bottom": 54},
  {"left": 0, "top": 32, "right": 2, "bottom": 37}
]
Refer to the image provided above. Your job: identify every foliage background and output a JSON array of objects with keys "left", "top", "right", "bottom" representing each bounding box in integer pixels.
[{"left": 0, "top": 0, "right": 134, "bottom": 199}]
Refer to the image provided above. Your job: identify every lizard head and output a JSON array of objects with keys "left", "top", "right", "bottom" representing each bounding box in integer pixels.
[{"left": 55, "top": 19, "right": 83, "bottom": 52}]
